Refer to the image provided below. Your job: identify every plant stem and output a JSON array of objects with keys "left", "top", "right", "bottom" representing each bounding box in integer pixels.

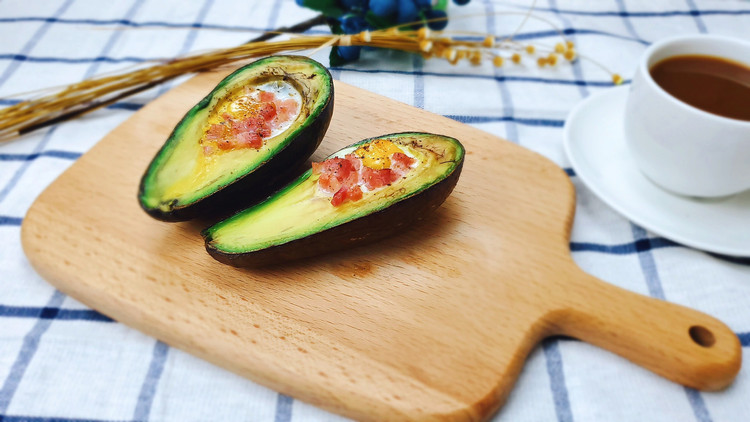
[{"left": 18, "top": 14, "right": 327, "bottom": 137}]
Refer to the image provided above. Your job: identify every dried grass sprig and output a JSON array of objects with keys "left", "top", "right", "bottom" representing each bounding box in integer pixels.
[{"left": 0, "top": 13, "right": 622, "bottom": 142}]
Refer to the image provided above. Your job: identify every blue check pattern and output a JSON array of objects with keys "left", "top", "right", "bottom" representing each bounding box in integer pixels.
[{"left": 1, "top": 0, "right": 749, "bottom": 421}]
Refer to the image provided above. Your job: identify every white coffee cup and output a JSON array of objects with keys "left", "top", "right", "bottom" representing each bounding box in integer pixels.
[{"left": 624, "top": 34, "right": 750, "bottom": 198}]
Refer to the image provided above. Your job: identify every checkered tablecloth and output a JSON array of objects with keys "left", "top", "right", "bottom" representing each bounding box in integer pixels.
[{"left": 1, "top": 0, "right": 749, "bottom": 421}]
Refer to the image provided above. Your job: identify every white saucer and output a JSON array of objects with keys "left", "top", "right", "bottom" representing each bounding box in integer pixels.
[{"left": 563, "top": 86, "right": 750, "bottom": 257}]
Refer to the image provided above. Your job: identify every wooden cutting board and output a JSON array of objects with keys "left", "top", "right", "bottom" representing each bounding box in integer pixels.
[{"left": 22, "top": 67, "right": 741, "bottom": 422}]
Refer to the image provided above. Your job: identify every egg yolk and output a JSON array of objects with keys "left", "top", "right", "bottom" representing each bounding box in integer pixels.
[{"left": 353, "top": 139, "right": 404, "bottom": 170}]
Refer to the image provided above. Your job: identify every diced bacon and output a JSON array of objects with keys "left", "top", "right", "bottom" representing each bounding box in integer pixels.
[
  {"left": 345, "top": 153, "right": 362, "bottom": 172},
  {"left": 361, "top": 167, "right": 395, "bottom": 190},
  {"left": 341, "top": 167, "right": 358, "bottom": 188},
  {"left": 258, "top": 102, "right": 276, "bottom": 121},
  {"left": 236, "top": 132, "right": 263, "bottom": 149},
  {"left": 313, "top": 144, "right": 415, "bottom": 206},
  {"left": 227, "top": 118, "right": 244, "bottom": 135},
  {"left": 256, "top": 124, "right": 272, "bottom": 138},
  {"left": 390, "top": 152, "right": 415, "bottom": 177},
  {"left": 331, "top": 187, "right": 348, "bottom": 207},
  {"left": 317, "top": 157, "right": 355, "bottom": 183},
  {"left": 216, "top": 138, "right": 234, "bottom": 150},
  {"left": 348, "top": 185, "right": 363, "bottom": 202},
  {"left": 205, "top": 124, "right": 227, "bottom": 140},
  {"left": 204, "top": 91, "right": 293, "bottom": 155},
  {"left": 259, "top": 91, "right": 275, "bottom": 103},
  {"left": 275, "top": 98, "right": 299, "bottom": 125},
  {"left": 279, "top": 98, "right": 298, "bottom": 113},
  {"left": 245, "top": 116, "right": 265, "bottom": 132},
  {"left": 330, "top": 185, "right": 363, "bottom": 207},
  {"left": 314, "top": 157, "right": 359, "bottom": 195},
  {"left": 318, "top": 172, "right": 342, "bottom": 194},
  {"left": 203, "top": 145, "right": 214, "bottom": 155},
  {"left": 275, "top": 110, "right": 291, "bottom": 126}
]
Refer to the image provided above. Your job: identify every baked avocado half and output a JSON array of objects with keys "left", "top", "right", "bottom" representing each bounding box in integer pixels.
[
  {"left": 138, "top": 55, "right": 333, "bottom": 221},
  {"left": 202, "top": 132, "right": 465, "bottom": 267}
]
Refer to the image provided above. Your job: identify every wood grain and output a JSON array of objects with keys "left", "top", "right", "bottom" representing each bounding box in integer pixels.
[{"left": 21, "top": 67, "right": 741, "bottom": 421}]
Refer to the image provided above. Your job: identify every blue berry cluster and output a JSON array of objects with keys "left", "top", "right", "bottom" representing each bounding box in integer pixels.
[{"left": 295, "top": 0, "right": 472, "bottom": 64}]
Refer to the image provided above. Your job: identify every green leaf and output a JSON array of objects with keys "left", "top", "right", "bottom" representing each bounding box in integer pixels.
[
  {"left": 364, "top": 10, "right": 396, "bottom": 29},
  {"left": 329, "top": 47, "right": 348, "bottom": 67},
  {"left": 326, "top": 17, "right": 343, "bottom": 34},
  {"left": 299, "top": 0, "right": 343, "bottom": 18}
]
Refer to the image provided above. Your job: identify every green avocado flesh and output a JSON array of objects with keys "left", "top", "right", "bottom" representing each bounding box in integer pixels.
[
  {"left": 138, "top": 55, "right": 333, "bottom": 221},
  {"left": 203, "top": 132, "right": 465, "bottom": 266}
]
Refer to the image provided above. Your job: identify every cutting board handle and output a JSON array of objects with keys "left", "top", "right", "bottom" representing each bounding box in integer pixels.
[{"left": 549, "top": 268, "right": 742, "bottom": 391}]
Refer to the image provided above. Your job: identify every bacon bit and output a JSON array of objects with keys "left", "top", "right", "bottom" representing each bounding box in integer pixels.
[
  {"left": 317, "top": 158, "right": 354, "bottom": 180},
  {"left": 275, "top": 98, "right": 299, "bottom": 126},
  {"left": 216, "top": 138, "right": 234, "bottom": 150},
  {"left": 348, "top": 185, "right": 363, "bottom": 201},
  {"left": 313, "top": 157, "right": 357, "bottom": 195},
  {"left": 390, "top": 152, "right": 415, "bottom": 177},
  {"left": 256, "top": 125, "right": 272, "bottom": 139},
  {"left": 203, "top": 89, "right": 301, "bottom": 155},
  {"left": 313, "top": 146, "right": 415, "bottom": 206},
  {"left": 330, "top": 187, "right": 348, "bottom": 207},
  {"left": 205, "top": 124, "right": 227, "bottom": 140},
  {"left": 362, "top": 167, "right": 397, "bottom": 190},
  {"left": 279, "top": 98, "right": 298, "bottom": 112},
  {"left": 331, "top": 185, "right": 363, "bottom": 207},
  {"left": 236, "top": 131, "right": 263, "bottom": 149},
  {"left": 259, "top": 91, "right": 275, "bottom": 103},
  {"left": 258, "top": 102, "right": 276, "bottom": 121},
  {"left": 318, "top": 173, "right": 342, "bottom": 194}
]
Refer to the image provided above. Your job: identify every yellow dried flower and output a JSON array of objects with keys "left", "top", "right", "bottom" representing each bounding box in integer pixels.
[
  {"left": 442, "top": 48, "right": 456, "bottom": 61},
  {"left": 443, "top": 48, "right": 458, "bottom": 64},
  {"left": 419, "top": 40, "right": 433, "bottom": 53},
  {"left": 0, "top": 21, "right": 624, "bottom": 143},
  {"left": 469, "top": 50, "right": 482, "bottom": 66}
]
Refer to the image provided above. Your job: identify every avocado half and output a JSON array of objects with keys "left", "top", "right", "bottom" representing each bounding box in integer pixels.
[
  {"left": 202, "top": 132, "right": 465, "bottom": 267},
  {"left": 138, "top": 55, "right": 334, "bottom": 221}
]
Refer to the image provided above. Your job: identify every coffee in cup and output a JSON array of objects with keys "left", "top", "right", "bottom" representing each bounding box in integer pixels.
[{"left": 624, "top": 35, "right": 750, "bottom": 198}]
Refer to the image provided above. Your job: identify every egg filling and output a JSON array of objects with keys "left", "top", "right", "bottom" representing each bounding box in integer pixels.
[
  {"left": 311, "top": 139, "right": 418, "bottom": 206},
  {"left": 201, "top": 81, "right": 301, "bottom": 155}
]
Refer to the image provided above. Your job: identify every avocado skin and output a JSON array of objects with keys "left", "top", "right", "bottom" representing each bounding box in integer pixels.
[
  {"left": 202, "top": 155, "right": 463, "bottom": 268},
  {"left": 138, "top": 56, "right": 334, "bottom": 222}
]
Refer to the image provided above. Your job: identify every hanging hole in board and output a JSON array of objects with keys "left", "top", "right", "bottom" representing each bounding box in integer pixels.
[{"left": 689, "top": 325, "right": 715, "bottom": 348}]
